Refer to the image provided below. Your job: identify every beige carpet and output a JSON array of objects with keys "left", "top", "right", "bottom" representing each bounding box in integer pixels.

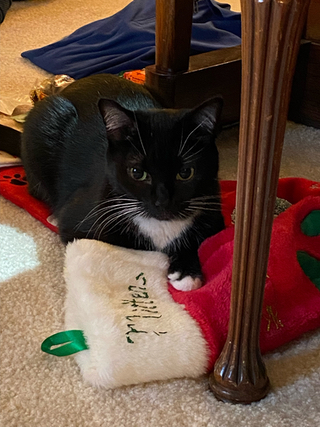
[{"left": 1, "top": 2, "right": 320, "bottom": 427}]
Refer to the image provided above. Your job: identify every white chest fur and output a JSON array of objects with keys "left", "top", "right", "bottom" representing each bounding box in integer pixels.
[{"left": 133, "top": 215, "right": 193, "bottom": 250}]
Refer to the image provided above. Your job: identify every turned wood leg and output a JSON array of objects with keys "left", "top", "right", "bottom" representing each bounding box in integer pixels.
[
  {"left": 145, "top": 0, "right": 194, "bottom": 106},
  {"left": 209, "top": 0, "right": 311, "bottom": 404},
  {"left": 155, "top": 0, "right": 193, "bottom": 74}
]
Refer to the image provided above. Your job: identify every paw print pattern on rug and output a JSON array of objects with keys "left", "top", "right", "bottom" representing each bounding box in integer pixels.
[
  {"left": 1, "top": 173, "right": 28, "bottom": 186},
  {"left": 0, "top": 166, "right": 59, "bottom": 234}
]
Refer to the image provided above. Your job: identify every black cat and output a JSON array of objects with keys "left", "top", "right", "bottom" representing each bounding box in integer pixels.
[{"left": 21, "top": 74, "right": 225, "bottom": 291}]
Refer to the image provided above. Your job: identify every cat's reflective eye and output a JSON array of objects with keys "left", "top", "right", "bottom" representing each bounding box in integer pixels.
[
  {"left": 176, "top": 167, "right": 195, "bottom": 181},
  {"left": 128, "top": 167, "right": 149, "bottom": 181}
]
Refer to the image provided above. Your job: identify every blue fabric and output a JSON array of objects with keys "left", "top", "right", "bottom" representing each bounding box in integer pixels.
[{"left": 21, "top": 0, "right": 241, "bottom": 79}]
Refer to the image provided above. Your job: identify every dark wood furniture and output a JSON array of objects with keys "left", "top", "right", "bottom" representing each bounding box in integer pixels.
[
  {"left": 145, "top": 0, "right": 312, "bottom": 403},
  {"left": 292, "top": 0, "right": 320, "bottom": 128},
  {"left": 146, "top": 0, "right": 319, "bottom": 129}
]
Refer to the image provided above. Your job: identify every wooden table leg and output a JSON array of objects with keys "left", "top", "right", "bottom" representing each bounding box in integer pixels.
[
  {"left": 155, "top": 0, "right": 193, "bottom": 74},
  {"left": 209, "top": 0, "right": 310, "bottom": 404},
  {"left": 145, "top": 0, "right": 194, "bottom": 106}
]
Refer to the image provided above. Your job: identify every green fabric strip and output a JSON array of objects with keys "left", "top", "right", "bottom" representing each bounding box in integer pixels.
[
  {"left": 41, "top": 330, "right": 89, "bottom": 356},
  {"left": 301, "top": 210, "right": 320, "bottom": 237},
  {"left": 297, "top": 251, "right": 320, "bottom": 291}
]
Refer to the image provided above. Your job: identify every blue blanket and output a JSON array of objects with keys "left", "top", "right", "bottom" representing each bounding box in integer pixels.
[{"left": 21, "top": 0, "right": 241, "bottom": 79}]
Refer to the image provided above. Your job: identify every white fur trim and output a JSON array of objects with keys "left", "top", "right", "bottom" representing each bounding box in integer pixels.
[
  {"left": 133, "top": 215, "right": 193, "bottom": 250},
  {"left": 64, "top": 240, "right": 208, "bottom": 389}
]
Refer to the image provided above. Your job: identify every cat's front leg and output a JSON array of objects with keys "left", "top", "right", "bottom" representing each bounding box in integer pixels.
[{"left": 167, "top": 248, "right": 203, "bottom": 291}]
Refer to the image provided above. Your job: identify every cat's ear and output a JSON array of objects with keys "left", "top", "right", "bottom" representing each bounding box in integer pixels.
[
  {"left": 99, "top": 99, "right": 135, "bottom": 140},
  {"left": 190, "top": 97, "right": 223, "bottom": 135}
]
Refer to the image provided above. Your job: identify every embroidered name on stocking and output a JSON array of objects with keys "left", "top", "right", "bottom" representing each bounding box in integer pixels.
[{"left": 122, "top": 272, "right": 167, "bottom": 344}]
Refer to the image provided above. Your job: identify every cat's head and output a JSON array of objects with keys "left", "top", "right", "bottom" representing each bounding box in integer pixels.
[{"left": 99, "top": 97, "right": 223, "bottom": 221}]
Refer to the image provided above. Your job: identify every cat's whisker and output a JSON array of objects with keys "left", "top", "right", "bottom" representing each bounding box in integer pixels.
[
  {"left": 189, "top": 195, "right": 220, "bottom": 201},
  {"left": 187, "top": 197, "right": 221, "bottom": 208},
  {"left": 180, "top": 138, "right": 203, "bottom": 159},
  {"left": 182, "top": 147, "right": 205, "bottom": 163},
  {"left": 185, "top": 206, "right": 222, "bottom": 212},
  {"left": 96, "top": 214, "right": 128, "bottom": 239},
  {"left": 133, "top": 111, "right": 147, "bottom": 156},
  {"left": 189, "top": 201, "right": 221, "bottom": 207},
  {"left": 120, "top": 209, "right": 149, "bottom": 237},
  {"left": 89, "top": 202, "right": 141, "bottom": 218},
  {"left": 93, "top": 214, "right": 125, "bottom": 239},
  {"left": 82, "top": 205, "right": 136, "bottom": 237},
  {"left": 95, "top": 206, "right": 144, "bottom": 239},
  {"left": 88, "top": 201, "right": 144, "bottom": 234},
  {"left": 94, "top": 195, "right": 140, "bottom": 204},
  {"left": 188, "top": 200, "right": 221, "bottom": 206},
  {"left": 75, "top": 198, "right": 142, "bottom": 231},
  {"left": 179, "top": 126, "right": 184, "bottom": 157},
  {"left": 120, "top": 214, "right": 140, "bottom": 236},
  {"left": 127, "top": 138, "right": 143, "bottom": 156},
  {"left": 75, "top": 205, "right": 119, "bottom": 232},
  {"left": 188, "top": 208, "right": 222, "bottom": 212},
  {"left": 177, "top": 212, "right": 193, "bottom": 221},
  {"left": 178, "top": 119, "right": 208, "bottom": 156},
  {"left": 179, "top": 124, "right": 200, "bottom": 156},
  {"left": 94, "top": 204, "right": 140, "bottom": 227},
  {"left": 74, "top": 205, "right": 102, "bottom": 232}
]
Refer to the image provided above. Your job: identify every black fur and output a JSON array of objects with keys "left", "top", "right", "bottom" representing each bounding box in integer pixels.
[{"left": 21, "top": 74, "right": 225, "bottom": 286}]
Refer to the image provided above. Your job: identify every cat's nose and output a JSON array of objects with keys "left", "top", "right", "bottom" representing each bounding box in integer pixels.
[
  {"left": 155, "top": 183, "right": 169, "bottom": 207},
  {"left": 155, "top": 199, "right": 168, "bottom": 207}
]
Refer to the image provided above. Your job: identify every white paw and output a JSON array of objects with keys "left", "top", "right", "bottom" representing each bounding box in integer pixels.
[{"left": 168, "top": 272, "right": 202, "bottom": 291}]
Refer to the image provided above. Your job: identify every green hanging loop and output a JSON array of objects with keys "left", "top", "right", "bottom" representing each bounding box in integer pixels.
[{"left": 41, "top": 330, "right": 89, "bottom": 357}]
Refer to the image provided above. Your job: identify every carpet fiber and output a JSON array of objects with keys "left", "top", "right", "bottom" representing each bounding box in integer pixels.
[{"left": 1, "top": 1, "right": 320, "bottom": 426}]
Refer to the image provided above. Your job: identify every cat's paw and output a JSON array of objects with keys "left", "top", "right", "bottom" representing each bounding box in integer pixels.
[{"left": 168, "top": 272, "right": 202, "bottom": 291}]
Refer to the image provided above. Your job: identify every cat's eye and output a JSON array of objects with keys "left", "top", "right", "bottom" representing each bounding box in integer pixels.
[
  {"left": 128, "top": 167, "right": 149, "bottom": 181},
  {"left": 176, "top": 167, "right": 195, "bottom": 181}
]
